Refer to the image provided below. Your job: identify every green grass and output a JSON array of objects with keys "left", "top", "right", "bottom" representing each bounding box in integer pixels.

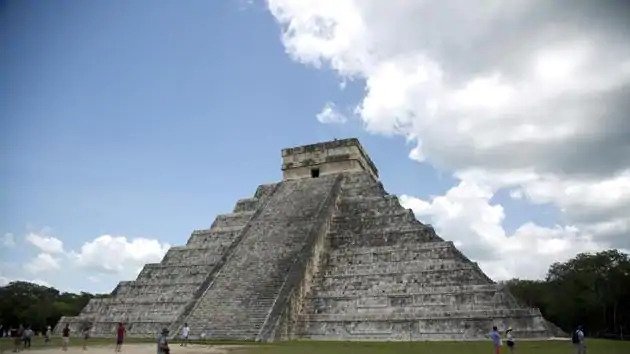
[{"left": 227, "top": 339, "right": 630, "bottom": 354}]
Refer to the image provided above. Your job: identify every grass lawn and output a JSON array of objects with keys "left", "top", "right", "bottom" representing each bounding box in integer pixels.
[{"left": 227, "top": 339, "right": 630, "bottom": 354}]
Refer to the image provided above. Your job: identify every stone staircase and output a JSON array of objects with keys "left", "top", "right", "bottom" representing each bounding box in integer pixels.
[
  {"left": 55, "top": 182, "right": 278, "bottom": 337},
  {"left": 182, "top": 175, "right": 341, "bottom": 340},
  {"left": 297, "top": 171, "right": 552, "bottom": 340}
]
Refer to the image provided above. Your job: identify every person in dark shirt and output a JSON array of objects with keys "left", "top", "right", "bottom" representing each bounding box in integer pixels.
[
  {"left": 115, "top": 322, "right": 126, "bottom": 352},
  {"left": 82, "top": 324, "right": 91, "bottom": 351},
  {"left": 62, "top": 324, "right": 70, "bottom": 351},
  {"left": 11, "top": 325, "right": 22, "bottom": 353},
  {"left": 13, "top": 325, "right": 24, "bottom": 352}
]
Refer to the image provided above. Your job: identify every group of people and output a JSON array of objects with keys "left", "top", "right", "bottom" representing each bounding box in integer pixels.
[
  {"left": 52, "top": 322, "right": 178, "bottom": 354},
  {"left": 487, "top": 326, "right": 516, "bottom": 354},
  {"left": 1, "top": 321, "right": 589, "bottom": 353},
  {"left": 487, "top": 325, "right": 587, "bottom": 354},
  {"left": 57, "top": 322, "right": 127, "bottom": 351},
  {"left": 2, "top": 324, "right": 42, "bottom": 352}
]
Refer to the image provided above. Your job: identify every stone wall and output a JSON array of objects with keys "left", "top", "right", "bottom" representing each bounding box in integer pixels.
[{"left": 282, "top": 138, "right": 378, "bottom": 181}]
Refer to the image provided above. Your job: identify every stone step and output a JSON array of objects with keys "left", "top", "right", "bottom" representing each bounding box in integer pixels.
[
  {"left": 302, "top": 303, "right": 512, "bottom": 316},
  {"left": 233, "top": 197, "right": 261, "bottom": 213},
  {"left": 210, "top": 211, "right": 256, "bottom": 229},
  {"left": 187, "top": 232, "right": 241, "bottom": 247},
  {"left": 321, "top": 259, "right": 466, "bottom": 275},
  {"left": 315, "top": 268, "right": 488, "bottom": 290},
  {"left": 300, "top": 308, "right": 540, "bottom": 321},
  {"left": 311, "top": 279, "right": 493, "bottom": 294},
  {"left": 310, "top": 284, "right": 500, "bottom": 298},
  {"left": 138, "top": 263, "right": 218, "bottom": 278},
  {"left": 161, "top": 248, "right": 226, "bottom": 265},
  {"left": 326, "top": 242, "right": 462, "bottom": 264},
  {"left": 328, "top": 228, "right": 440, "bottom": 247},
  {"left": 298, "top": 320, "right": 550, "bottom": 340},
  {"left": 329, "top": 241, "right": 454, "bottom": 256}
]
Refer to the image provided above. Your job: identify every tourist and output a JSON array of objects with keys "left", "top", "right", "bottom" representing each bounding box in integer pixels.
[
  {"left": 22, "top": 326, "right": 33, "bottom": 349},
  {"left": 157, "top": 328, "right": 170, "bottom": 354},
  {"left": 505, "top": 327, "right": 515, "bottom": 353},
  {"left": 115, "top": 322, "right": 126, "bottom": 352},
  {"left": 82, "top": 324, "right": 91, "bottom": 350},
  {"left": 61, "top": 324, "right": 70, "bottom": 351},
  {"left": 180, "top": 323, "right": 190, "bottom": 347},
  {"left": 572, "top": 325, "right": 586, "bottom": 354},
  {"left": 487, "top": 325, "right": 502, "bottom": 354},
  {"left": 43, "top": 326, "right": 51, "bottom": 345},
  {"left": 11, "top": 325, "right": 22, "bottom": 353}
]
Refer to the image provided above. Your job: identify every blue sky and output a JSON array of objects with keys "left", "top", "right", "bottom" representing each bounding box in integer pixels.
[{"left": 2, "top": 0, "right": 628, "bottom": 292}]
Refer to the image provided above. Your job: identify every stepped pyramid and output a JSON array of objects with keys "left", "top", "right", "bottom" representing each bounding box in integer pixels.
[{"left": 58, "top": 138, "right": 556, "bottom": 341}]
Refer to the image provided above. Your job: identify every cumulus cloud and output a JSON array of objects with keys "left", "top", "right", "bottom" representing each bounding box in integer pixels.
[
  {"left": 269, "top": 0, "right": 630, "bottom": 278},
  {"left": 316, "top": 102, "right": 348, "bottom": 124},
  {"left": 24, "top": 253, "right": 61, "bottom": 274},
  {"left": 73, "top": 235, "right": 170, "bottom": 278},
  {"left": 400, "top": 180, "right": 603, "bottom": 280},
  {"left": 26, "top": 232, "right": 64, "bottom": 254}
]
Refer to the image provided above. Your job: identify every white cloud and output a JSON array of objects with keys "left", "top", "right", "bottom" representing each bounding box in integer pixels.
[
  {"left": 25, "top": 253, "right": 61, "bottom": 274},
  {"left": 0, "top": 275, "right": 9, "bottom": 286},
  {"left": 400, "top": 179, "right": 604, "bottom": 280},
  {"left": 26, "top": 232, "right": 64, "bottom": 254},
  {"left": 268, "top": 0, "right": 630, "bottom": 175},
  {"left": 73, "top": 235, "right": 169, "bottom": 279},
  {"left": 2, "top": 233, "right": 15, "bottom": 247},
  {"left": 316, "top": 102, "right": 347, "bottom": 124},
  {"left": 269, "top": 0, "right": 630, "bottom": 278}
]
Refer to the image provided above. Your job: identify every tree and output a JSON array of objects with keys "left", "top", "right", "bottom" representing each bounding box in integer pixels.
[
  {"left": 0, "top": 281, "right": 106, "bottom": 332},
  {"left": 507, "top": 249, "right": 630, "bottom": 338}
]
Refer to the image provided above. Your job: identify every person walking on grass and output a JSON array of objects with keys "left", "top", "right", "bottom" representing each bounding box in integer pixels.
[
  {"left": 22, "top": 326, "right": 32, "bottom": 349},
  {"left": 488, "top": 325, "right": 502, "bottom": 354},
  {"left": 43, "top": 325, "right": 51, "bottom": 345},
  {"left": 82, "top": 324, "right": 91, "bottom": 351},
  {"left": 61, "top": 324, "right": 70, "bottom": 351},
  {"left": 505, "top": 327, "right": 515, "bottom": 353},
  {"left": 180, "top": 323, "right": 190, "bottom": 347},
  {"left": 157, "top": 328, "right": 170, "bottom": 354},
  {"left": 572, "top": 325, "right": 586, "bottom": 354},
  {"left": 115, "top": 322, "right": 126, "bottom": 352},
  {"left": 11, "top": 325, "right": 22, "bottom": 353}
]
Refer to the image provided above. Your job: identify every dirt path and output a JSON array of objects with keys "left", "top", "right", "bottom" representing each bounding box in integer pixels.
[{"left": 21, "top": 343, "right": 239, "bottom": 354}]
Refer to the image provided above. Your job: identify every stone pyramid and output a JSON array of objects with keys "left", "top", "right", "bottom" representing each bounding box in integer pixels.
[{"left": 58, "top": 138, "right": 555, "bottom": 341}]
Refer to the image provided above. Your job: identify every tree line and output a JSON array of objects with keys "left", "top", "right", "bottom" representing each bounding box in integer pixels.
[
  {"left": 506, "top": 249, "right": 630, "bottom": 338},
  {"left": 0, "top": 281, "right": 106, "bottom": 333}
]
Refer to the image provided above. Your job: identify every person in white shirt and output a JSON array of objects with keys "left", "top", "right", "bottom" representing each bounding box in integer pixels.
[
  {"left": 180, "top": 323, "right": 190, "bottom": 347},
  {"left": 573, "top": 325, "right": 586, "bottom": 354},
  {"left": 506, "top": 327, "right": 515, "bottom": 353}
]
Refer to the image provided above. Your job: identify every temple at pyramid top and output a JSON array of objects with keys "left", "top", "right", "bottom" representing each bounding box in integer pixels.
[{"left": 282, "top": 138, "right": 379, "bottom": 180}]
